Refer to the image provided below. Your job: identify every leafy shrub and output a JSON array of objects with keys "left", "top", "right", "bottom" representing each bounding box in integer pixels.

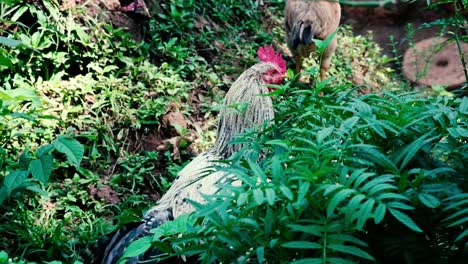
[{"left": 129, "top": 74, "right": 467, "bottom": 263}]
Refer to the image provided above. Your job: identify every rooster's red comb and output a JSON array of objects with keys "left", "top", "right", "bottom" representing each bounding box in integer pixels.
[{"left": 257, "top": 45, "right": 287, "bottom": 74}]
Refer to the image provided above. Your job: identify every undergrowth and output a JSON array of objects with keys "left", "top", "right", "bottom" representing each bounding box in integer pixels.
[
  {"left": 127, "top": 73, "right": 467, "bottom": 264},
  {"left": 0, "top": 0, "right": 466, "bottom": 263}
]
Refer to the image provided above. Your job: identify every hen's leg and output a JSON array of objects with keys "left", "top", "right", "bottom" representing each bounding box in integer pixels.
[
  {"left": 294, "top": 53, "right": 302, "bottom": 73},
  {"left": 320, "top": 36, "right": 337, "bottom": 81}
]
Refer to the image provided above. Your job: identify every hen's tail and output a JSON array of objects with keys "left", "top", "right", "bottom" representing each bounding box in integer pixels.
[
  {"left": 290, "top": 20, "right": 315, "bottom": 50},
  {"left": 102, "top": 209, "right": 173, "bottom": 264}
]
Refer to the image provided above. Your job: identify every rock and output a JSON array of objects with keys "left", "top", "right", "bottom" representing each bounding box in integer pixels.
[{"left": 402, "top": 37, "right": 468, "bottom": 89}]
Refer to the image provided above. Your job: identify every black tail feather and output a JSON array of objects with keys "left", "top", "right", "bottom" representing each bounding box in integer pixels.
[
  {"left": 102, "top": 209, "right": 173, "bottom": 264},
  {"left": 291, "top": 22, "right": 314, "bottom": 49}
]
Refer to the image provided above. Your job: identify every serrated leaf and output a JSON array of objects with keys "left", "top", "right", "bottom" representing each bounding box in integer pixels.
[
  {"left": 418, "top": 193, "right": 440, "bottom": 208},
  {"left": 29, "top": 154, "right": 53, "bottom": 183},
  {"left": 53, "top": 136, "right": 84, "bottom": 166},
  {"left": 389, "top": 208, "right": 423, "bottom": 232}
]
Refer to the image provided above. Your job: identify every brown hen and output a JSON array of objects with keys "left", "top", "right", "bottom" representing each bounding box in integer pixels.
[{"left": 285, "top": 0, "right": 341, "bottom": 80}]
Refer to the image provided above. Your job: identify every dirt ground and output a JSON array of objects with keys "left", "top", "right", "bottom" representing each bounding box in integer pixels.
[{"left": 341, "top": 3, "right": 448, "bottom": 58}]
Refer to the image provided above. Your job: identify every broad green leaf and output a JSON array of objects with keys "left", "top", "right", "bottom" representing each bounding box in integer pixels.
[
  {"left": 237, "top": 192, "right": 248, "bottom": 206},
  {"left": 37, "top": 144, "right": 54, "bottom": 157},
  {"left": 53, "top": 136, "right": 84, "bottom": 166},
  {"left": 281, "top": 241, "right": 321, "bottom": 249},
  {"left": 0, "top": 186, "right": 6, "bottom": 205},
  {"left": 312, "top": 28, "right": 338, "bottom": 54},
  {"left": 29, "top": 154, "right": 53, "bottom": 183},
  {"left": 0, "top": 250, "right": 7, "bottom": 262},
  {"left": 279, "top": 184, "right": 294, "bottom": 200},
  {"left": 341, "top": 116, "right": 360, "bottom": 130},
  {"left": 317, "top": 126, "right": 334, "bottom": 143},
  {"left": 256, "top": 246, "right": 264, "bottom": 264},
  {"left": 120, "top": 236, "right": 152, "bottom": 260},
  {"left": 0, "top": 36, "right": 22, "bottom": 48},
  {"left": 253, "top": 188, "right": 264, "bottom": 205},
  {"left": 0, "top": 54, "right": 13, "bottom": 69},
  {"left": 248, "top": 159, "right": 267, "bottom": 183},
  {"left": 418, "top": 193, "right": 440, "bottom": 208},
  {"left": 19, "top": 148, "right": 31, "bottom": 170},
  {"left": 389, "top": 208, "right": 423, "bottom": 232},
  {"left": 265, "top": 188, "right": 276, "bottom": 206},
  {"left": 3, "top": 170, "right": 29, "bottom": 196}
]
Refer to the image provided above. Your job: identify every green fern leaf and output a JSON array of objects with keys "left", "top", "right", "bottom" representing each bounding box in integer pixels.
[
  {"left": 357, "top": 199, "right": 375, "bottom": 229},
  {"left": 418, "top": 193, "right": 440, "bottom": 208},
  {"left": 389, "top": 208, "right": 423, "bottom": 232},
  {"left": 282, "top": 241, "right": 321, "bottom": 249},
  {"left": 327, "top": 244, "right": 374, "bottom": 261},
  {"left": 373, "top": 203, "right": 386, "bottom": 224},
  {"left": 327, "top": 189, "right": 356, "bottom": 216}
]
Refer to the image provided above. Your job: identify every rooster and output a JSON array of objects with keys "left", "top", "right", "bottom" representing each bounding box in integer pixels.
[
  {"left": 102, "top": 45, "right": 287, "bottom": 263},
  {"left": 285, "top": 0, "right": 341, "bottom": 80}
]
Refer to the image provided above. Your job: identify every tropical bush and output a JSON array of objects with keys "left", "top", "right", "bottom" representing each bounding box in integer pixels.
[{"left": 127, "top": 73, "right": 467, "bottom": 263}]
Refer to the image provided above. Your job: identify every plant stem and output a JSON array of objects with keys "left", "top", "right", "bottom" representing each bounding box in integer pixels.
[{"left": 453, "top": 31, "right": 468, "bottom": 84}]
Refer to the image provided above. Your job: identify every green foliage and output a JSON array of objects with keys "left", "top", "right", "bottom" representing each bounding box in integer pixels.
[
  {"left": 136, "top": 78, "right": 467, "bottom": 263},
  {"left": 1, "top": 0, "right": 466, "bottom": 263}
]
